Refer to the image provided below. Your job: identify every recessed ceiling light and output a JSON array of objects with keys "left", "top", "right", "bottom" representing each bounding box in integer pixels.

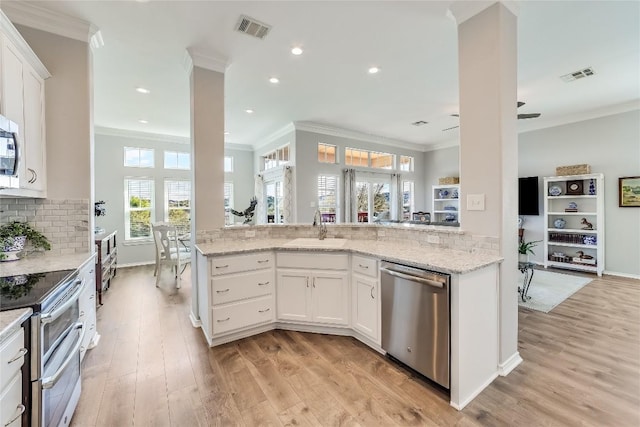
[
  {"left": 368, "top": 67, "right": 380, "bottom": 74},
  {"left": 138, "top": 119, "right": 148, "bottom": 124},
  {"left": 269, "top": 77, "right": 280, "bottom": 84},
  {"left": 291, "top": 47, "right": 303, "bottom": 55},
  {"left": 135, "top": 87, "right": 150, "bottom": 94},
  {"left": 245, "top": 109, "right": 254, "bottom": 114}
]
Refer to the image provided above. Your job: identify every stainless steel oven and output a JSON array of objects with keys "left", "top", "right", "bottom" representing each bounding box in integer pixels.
[{"left": 30, "top": 272, "right": 85, "bottom": 427}]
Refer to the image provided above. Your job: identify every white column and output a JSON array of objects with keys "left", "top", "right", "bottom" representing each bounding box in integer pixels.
[
  {"left": 186, "top": 50, "right": 226, "bottom": 322},
  {"left": 452, "top": 2, "right": 522, "bottom": 374}
]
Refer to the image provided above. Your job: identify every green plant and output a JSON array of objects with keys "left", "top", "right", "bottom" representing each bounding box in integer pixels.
[
  {"left": 0, "top": 221, "right": 51, "bottom": 260},
  {"left": 519, "top": 239, "right": 541, "bottom": 255}
]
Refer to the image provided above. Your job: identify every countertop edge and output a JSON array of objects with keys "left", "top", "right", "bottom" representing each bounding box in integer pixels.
[{"left": 0, "top": 307, "right": 32, "bottom": 346}]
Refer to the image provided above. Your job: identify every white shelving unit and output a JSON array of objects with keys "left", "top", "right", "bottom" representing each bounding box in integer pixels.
[
  {"left": 543, "top": 173, "right": 604, "bottom": 276},
  {"left": 432, "top": 184, "right": 460, "bottom": 224}
]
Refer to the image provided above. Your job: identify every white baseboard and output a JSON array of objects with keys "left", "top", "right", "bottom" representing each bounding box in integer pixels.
[
  {"left": 603, "top": 270, "right": 640, "bottom": 280},
  {"left": 189, "top": 311, "right": 201, "bottom": 328},
  {"left": 498, "top": 351, "right": 523, "bottom": 376},
  {"left": 114, "top": 261, "right": 155, "bottom": 268},
  {"left": 450, "top": 372, "right": 499, "bottom": 410}
]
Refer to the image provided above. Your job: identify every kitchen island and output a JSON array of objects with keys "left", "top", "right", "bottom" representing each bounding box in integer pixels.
[{"left": 195, "top": 235, "right": 503, "bottom": 410}]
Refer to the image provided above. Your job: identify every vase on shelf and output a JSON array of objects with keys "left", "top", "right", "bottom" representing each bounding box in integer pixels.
[{"left": 588, "top": 179, "right": 596, "bottom": 195}]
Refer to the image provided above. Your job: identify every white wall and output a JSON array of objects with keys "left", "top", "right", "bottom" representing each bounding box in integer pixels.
[
  {"left": 294, "top": 130, "right": 426, "bottom": 223},
  {"left": 94, "top": 131, "right": 191, "bottom": 266},
  {"left": 423, "top": 109, "right": 640, "bottom": 277}
]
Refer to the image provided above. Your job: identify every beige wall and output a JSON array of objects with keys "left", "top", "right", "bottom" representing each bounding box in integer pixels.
[{"left": 16, "top": 25, "right": 92, "bottom": 201}]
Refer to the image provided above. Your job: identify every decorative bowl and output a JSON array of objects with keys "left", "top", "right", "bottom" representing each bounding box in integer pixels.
[
  {"left": 438, "top": 189, "right": 449, "bottom": 199},
  {"left": 553, "top": 218, "right": 566, "bottom": 229},
  {"left": 549, "top": 185, "right": 562, "bottom": 196}
]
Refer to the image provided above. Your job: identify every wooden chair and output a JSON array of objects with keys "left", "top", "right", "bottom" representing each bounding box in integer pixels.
[{"left": 151, "top": 222, "right": 191, "bottom": 288}]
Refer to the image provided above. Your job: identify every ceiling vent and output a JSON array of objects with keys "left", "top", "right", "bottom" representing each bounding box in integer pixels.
[
  {"left": 235, "top": 15, "right": 271, "bottom": 40},
  {"left": 411, "top": 120, "right": 428, "bottom": 126},
  {"left": 560, "top": 67, "right": 595, "bottom": 82}
]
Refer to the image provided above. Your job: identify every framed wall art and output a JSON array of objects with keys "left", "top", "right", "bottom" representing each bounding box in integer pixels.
[{"left": 618, "top": 176, "right": 640, "bottom": 207}]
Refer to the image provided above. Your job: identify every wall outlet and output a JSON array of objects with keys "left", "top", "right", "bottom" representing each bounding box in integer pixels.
[
  {"left": 245, "top": 230, "right": 256, "bottom": 238},
  {"left": 467, "top": 194, "right": 486, "bottom": 211},
  {"left": 427, "top": 235, "right": 439, "bottom": 244}
]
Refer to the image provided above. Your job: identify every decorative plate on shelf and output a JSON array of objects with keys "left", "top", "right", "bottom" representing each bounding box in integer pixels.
[
  {"left": 548, "top": 185, "right": 562, "bottom": 196},
  {"left": 553, "top": 218, "right": 566, "bottom": 229}
]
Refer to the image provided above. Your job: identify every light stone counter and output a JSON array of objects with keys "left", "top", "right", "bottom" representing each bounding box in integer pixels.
[
  {"left": 196, "top": 238, "right": 502, "bottom": 274},
  {"left": 0, "top": 308, "right": 32, "bottom": 346},
  {"left": 0, "top": 252, "right": 93, "bottom": 276}
]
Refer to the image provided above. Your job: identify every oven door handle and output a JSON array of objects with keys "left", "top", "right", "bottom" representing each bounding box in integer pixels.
[
  {"left": 41, "top": 322, "right": 85, "bottom": 390},
  {"left": 40, "top": 279, "right": 83, "bottom": 325}
]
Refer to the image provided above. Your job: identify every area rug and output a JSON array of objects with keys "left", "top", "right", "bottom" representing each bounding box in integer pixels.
[{"left": 517, "top": 269, "right": 593, "bottom": 313}]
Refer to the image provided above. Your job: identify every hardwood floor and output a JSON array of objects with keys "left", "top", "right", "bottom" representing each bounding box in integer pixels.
[{"left": 71, "top": 265, "right": 640, "bottom": 427}]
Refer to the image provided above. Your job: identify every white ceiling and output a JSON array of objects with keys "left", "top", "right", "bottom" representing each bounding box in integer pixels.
[{"left": 4, "top": 1, "right": 640, "bottom": 149}]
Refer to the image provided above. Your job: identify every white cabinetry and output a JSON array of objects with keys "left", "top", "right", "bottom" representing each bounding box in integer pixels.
[
  {"left": 276, "top": 252, "right": 349, "bottom": 326},
  {"left": 543, "top": 173, "right": 604, "bottom": 276},
  {"left": 0, "top": 328, "right": 27, "bottom": 427},
  {"left": 199, "top": 251, "right": 275, "bottom": 343},
  {"left": 78, "top": 255, "right": 98, "bottom": 361},
  {"left": 351, "top": 255, "right": 380, "bottom": 344},
  {"left": 432, "top": 184, "right": 460, "bottom": 224},
  {"left": 0, "top": 11, "right": 50, "bottom": 198}
]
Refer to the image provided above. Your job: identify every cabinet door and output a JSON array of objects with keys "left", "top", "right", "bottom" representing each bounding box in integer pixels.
[
  {"left": 1, "top": 40, "right": 24, "bottom": 129},
  {"left": 351, "top": 274, "right": 379, "bottom": 343},
  {"left": 21, "top": 68, "right": 45, "bottom": 191},
  {"left": 312, "top": 271, "right": 349, "bottom": 325},
  {"left": 276, "top": 270, "right": 311, "bottom": 322}
]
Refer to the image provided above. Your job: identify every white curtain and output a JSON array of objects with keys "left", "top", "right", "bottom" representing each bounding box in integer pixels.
[
  {"left": 342, "top": 168, "right": 356, "bottom": 223},
  {"left": 392, "top": 173, "right": 403, "bottom": 221},
  {"left": 254, "top": 173, "right": 265, "bottom": 225},
  {"left": 282, "top": 165, "right": 294, "bottom": 223}
]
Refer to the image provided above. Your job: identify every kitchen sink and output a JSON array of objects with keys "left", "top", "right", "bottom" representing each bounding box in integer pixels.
[{"left": 283, "top": 238, "right": 348, "bottom": 248}]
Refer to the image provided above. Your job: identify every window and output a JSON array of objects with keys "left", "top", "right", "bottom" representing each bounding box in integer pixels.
[
  {"left": 370, "top": 151, "right": 394, "bottom": 169},
  {"left": 399, "top": 156, "right": 414, "bottom": 172},
  {"left": 317, "top": 175, "right": 338, "bottom": 222},
  {"left": 124, "top": 147, "right": 154, "bottom": 168},
  {"left": 224, "top": 156, "right": 234, "bottom": 172},
  {"left": 345, "top": 147, "right": 369, "bottom": 167},
  {"left": 165, "top": 180, "right": 191, "bottom": 232},
  {"left": 262, "top": 144, "right": 290, "bottom": 170},
  {"left": 356, "top": 179, "right": 390, "bottom": 223},
  {"left": 318, "top": 143, "right": 337, "bottom": 164},
  {"left": 224, "top": 182, "right": 234, "bottom": 225},
  {"left": 402, "top": 181, "right": 415, "bottom": 220},
  {"left": 124, "top": 179, "right": 154, "bottom": 240},
  {"left": 164, "top": 151, "right": 190, "bottom": 169},
  {"left": 265, "top": 180, "right": 284, "bottom": 223}
]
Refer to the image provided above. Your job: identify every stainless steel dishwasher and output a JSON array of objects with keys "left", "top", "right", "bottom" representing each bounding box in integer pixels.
[{"left": 380, "top": 261, "right": 450, "bottom": 389}]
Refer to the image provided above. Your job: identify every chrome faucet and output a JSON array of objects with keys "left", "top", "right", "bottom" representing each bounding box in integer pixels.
[{"left": 313, "top": 209, "right": 327, "bottom": 240}]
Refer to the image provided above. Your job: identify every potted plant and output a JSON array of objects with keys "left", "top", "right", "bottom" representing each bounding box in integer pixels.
[
  {"left": 518, "top": 239, "right": 541, "bottom": 263},
  {"left": 0, "top": 221, "right": 51, "bottom": 261}
]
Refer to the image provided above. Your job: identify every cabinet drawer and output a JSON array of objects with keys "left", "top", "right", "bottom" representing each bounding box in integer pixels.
[
  {"left": 212, "top": 295, "right": 274, "bottom": 335},
  {"left": 352, "top": 255, "right": 378, "bottom": 278},
  {"left": 0, "top": 329, "right": 26, "bottom": 392},
  {"left": 277, "top": 252, "right": 349, "bottom": 270},
  {"left": 0, "top": 371, "right": 23, "bottom": 427},
  {"left": 211, "top": 269, "right": 274, "bottom": 305},
  {"left": 210, "top": 252, "right": 273, "bottom": 276}
]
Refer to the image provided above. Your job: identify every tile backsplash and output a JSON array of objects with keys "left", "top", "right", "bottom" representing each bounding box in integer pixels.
[{"left": 0, "top": 198, "right": 90, "bottom": 255}]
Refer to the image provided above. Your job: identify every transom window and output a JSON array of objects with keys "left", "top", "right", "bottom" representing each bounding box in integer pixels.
[
  {"left": 370, "top": 151, "right": 394, "bottom": 169},
  {"left": 224, "top": 156, "right": 234, "bottom": 172},
  {"left": 345, "top": 147, "right": 395, "bottom": 169},
  {"left": 124, "top": 179, "right": 154, "bottom": 240},
  {"left": 124, "top": 147, "right": 154, "bottom": 168},
  {"left": 345, "top": 148, "right": 369, "bottom": 167},
  {"left": 399, "top": 156, "right": 414, "bottom": 172},
  {"left": 263, "top": 144, "right": 290, "bottom": 170},
  {"left": 164, "top": 151, "right": 190, "bottom": 169},
  {"left": 318, "top": 143, "right": 337, "bottom": 164}
]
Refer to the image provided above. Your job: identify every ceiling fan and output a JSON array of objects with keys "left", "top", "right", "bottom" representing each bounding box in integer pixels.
[{"left": 442, "top": 102, "right": 541, "bottom": 131}]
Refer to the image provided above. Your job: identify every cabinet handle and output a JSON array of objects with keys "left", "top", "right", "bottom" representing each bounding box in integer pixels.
[
  {"left": 370, "top": 286, "right": 375, "bottom": 299},
  {"left": 215, "top": 264, "right": 229, "bottom": 269},
  {"left": 359, "top": 264, "right": 369, "bottom": 269},
  {"left": 306, "top": 277, "right": 309, "bottom": 288},
  {"left": 5, "top": 404, "right": 26, "bottom": 426},
  {"left": 258, "top": 308, "right": 270, "bottom": 313},
  {"left": 257, "top": 259, "right": 270, "bottom": 264},
  {"left": 216, "top": 289, "right": 230, "bottom": 293},
  {"left": 28, "top": 168, "right": 37, "bottom": 183},
  {"left": 8, "top": 348, "right": 28, "bottom": 364},
  {"left": 258, "top": 281, "right": 270, "bottom": 286},
  {"left": 312, "top": 277, "right": 315, "bottom": 288},
  {"left": 217, "top": 317, "right": 230, "bottom": 323}
]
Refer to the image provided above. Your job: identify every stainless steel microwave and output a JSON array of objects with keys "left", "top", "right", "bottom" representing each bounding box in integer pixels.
[{"left": 0, "top": 114, "right": 19, "bottom": 190}]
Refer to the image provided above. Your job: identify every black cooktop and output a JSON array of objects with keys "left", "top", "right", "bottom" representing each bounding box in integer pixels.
[{"left": 0, "top": 269, "right": 76, "bottom": 312}]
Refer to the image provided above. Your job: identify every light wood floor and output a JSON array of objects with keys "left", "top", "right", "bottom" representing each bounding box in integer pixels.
[{"left": 70, "top": 265, "right": 640, "bottom": 427}]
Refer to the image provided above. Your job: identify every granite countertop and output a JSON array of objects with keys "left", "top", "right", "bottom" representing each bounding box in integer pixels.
[
  {"left": 1, "top": 252, "right": 93, "bottom": 276},
  {"left": 0, "top": 308, "right": 32, "bottom": 346},
  {"left": 196, "top": 239, "right": 502, "bottom": 274}
]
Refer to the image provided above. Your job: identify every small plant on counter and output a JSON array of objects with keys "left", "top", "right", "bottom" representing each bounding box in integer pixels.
[{"left": 0, "top": 221, "right": 51, "bottom": 261}]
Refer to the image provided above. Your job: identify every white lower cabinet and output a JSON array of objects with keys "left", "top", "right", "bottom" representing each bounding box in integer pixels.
[
  {"left": 78, "top": 256, "right": 98, "bottom": 361},
  {"left": 351, "top": 255, "right": 380, "bottom": 344},
  {"left": 0, "top": 327, "right": 27, "bottom": 427},
  {"left": 276, "top": 252, "right": 349, "bottom": 326}
]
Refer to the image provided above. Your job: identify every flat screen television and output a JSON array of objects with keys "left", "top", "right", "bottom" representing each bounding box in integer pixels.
[{"left": 518, "top": 176, "right": 539, "bottom": 216}]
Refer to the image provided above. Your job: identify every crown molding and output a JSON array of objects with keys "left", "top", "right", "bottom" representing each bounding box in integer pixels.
[
  {"left": 183, "top": 48, "right": 228, "bottom": 74},
  {"left": 423, "top": 139, "right": 460, "bottom": 152},
  {"left": 225, "top": 143, "right": 254, "bottom": 152},
  {"left": 252, "top": 123, "right": 296, "bottom": 150},
  {"left": 293, "top": 121, "right": 428, "bottom": 152},
  {"left": 0, "top": 9, "right": 50, "bottom": 78},
  {"left": 1, "top": 0, "right": 100, "bottom": 44},
  {"left": 95, "top": 126, "right": 190, "bottom": 145}
]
